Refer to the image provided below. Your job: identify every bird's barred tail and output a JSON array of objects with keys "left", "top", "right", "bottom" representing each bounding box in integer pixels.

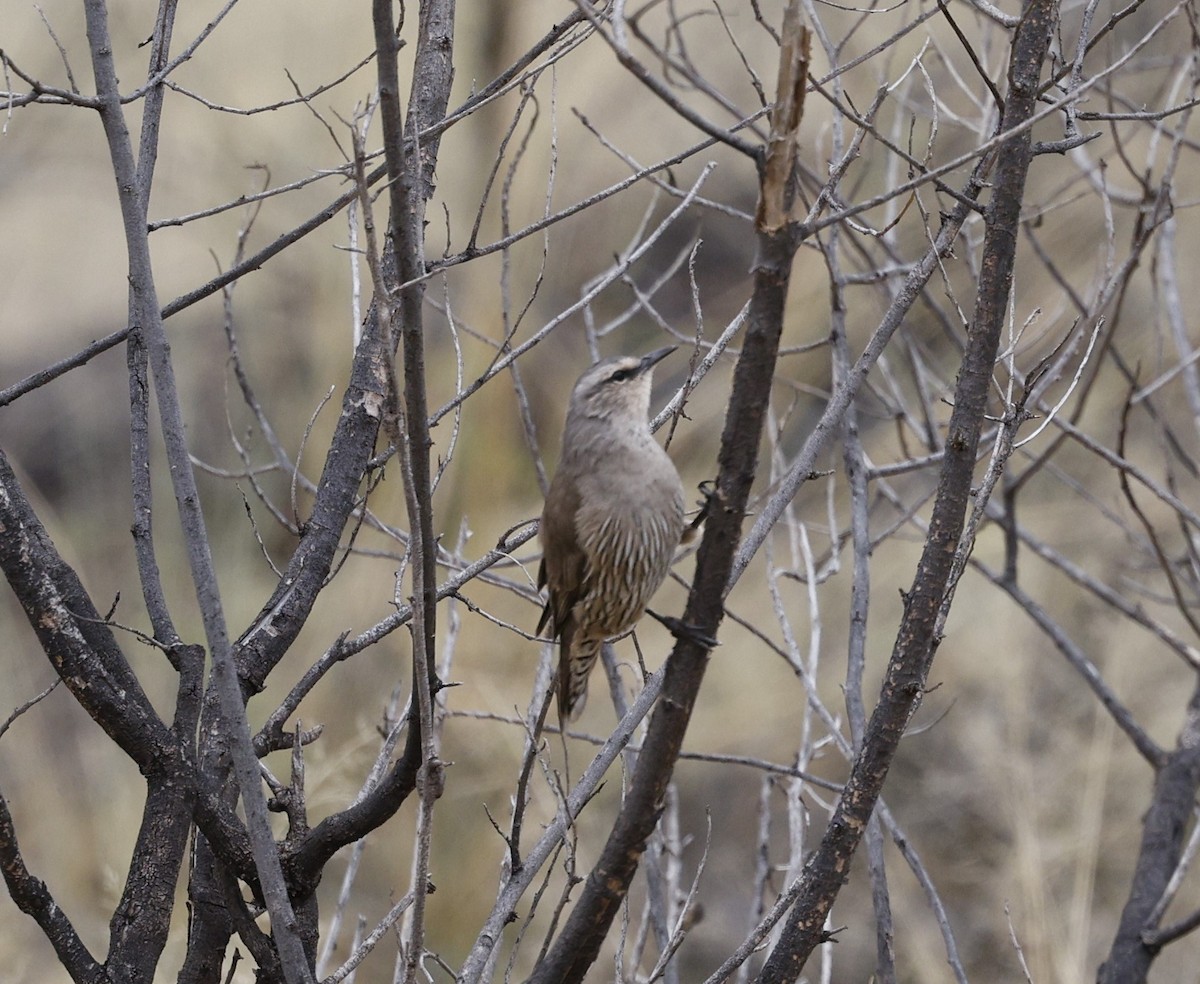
[{"left": 558, "top": 637, "right": 603, "bottom": 720}]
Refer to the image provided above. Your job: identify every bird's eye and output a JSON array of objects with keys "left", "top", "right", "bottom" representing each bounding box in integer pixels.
[{"left": 609, "top": 367, "right": 634, "bottom": 383}]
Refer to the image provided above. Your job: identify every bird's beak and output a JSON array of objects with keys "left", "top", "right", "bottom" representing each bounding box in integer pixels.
[{"left": 639, "top": 346, "right": 676, "bottom": 375}]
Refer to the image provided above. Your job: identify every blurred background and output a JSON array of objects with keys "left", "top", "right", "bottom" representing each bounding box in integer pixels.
[{"left": 3, "top": 0, "right": 1200, "bottom": 981}]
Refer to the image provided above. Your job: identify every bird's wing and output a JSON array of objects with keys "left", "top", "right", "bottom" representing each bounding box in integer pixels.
[{"left": 537, "top": 476, "right": 587, "bottom": 638}]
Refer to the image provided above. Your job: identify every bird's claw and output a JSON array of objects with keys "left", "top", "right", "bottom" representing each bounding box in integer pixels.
[{"left": 680, "top": 479, "right": 717, "bottom": 546}]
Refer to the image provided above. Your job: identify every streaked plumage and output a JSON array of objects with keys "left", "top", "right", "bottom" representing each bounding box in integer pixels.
[{"left": 538, "top": 347, "right": 685, "bottom": 719}]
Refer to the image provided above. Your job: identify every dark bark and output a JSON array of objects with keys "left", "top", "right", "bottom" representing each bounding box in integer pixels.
[
  {"left": 0, "top": 446, "right": 264, "bottom": 983},
  {"left": 0, "top": 449, "right": 173, "bottom": 769},
  {"left": 128, "top": 323, "right": 179, "bottom": 647},
  {"left": 0, "top": 790, "right": 104, "bottom": 984},
  {"left": 0, "top": 446, "right": 242, "bottom": 984},
  {"left": 108, "top": 640, "right": 202, "bottom": 982},
  {"left": 755, "top": 0, "right": 1056, "bottom": 978},
  {"left": 1097, "top": 680, "right": 1200, "bottom": 983},
  {"left": 180, "top": 839, "right": 236, "bottom": 984},
  {"left": 106, "top": 772, "right": 196, "bottom": 982}
]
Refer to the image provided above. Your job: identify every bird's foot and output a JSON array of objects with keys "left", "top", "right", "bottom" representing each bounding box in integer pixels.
[
  {"left": 681, "top": 480, "right": 717, "bottom": 545},
  {"left": 647, "top": 609, "right": 719, "bottom": 649}
]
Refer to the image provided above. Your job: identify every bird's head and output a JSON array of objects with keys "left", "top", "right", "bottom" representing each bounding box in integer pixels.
[{"left": 568, "top": 346, "right": 676, "bottom": 423}]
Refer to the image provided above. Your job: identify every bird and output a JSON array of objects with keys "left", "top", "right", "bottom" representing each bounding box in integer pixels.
[{"left": 537, "top": 346, "right": 686, "bottom": 720}]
